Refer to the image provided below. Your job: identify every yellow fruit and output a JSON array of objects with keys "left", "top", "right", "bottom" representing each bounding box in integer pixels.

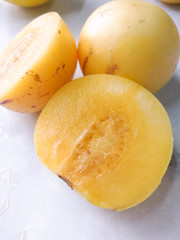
[
  {"left": 34, "top": 74, "right": 173, "bottom": 211},
  {"left": 0, "top": 12, "right": 77, "bottom": 112},
  {"left": 78, "top": 0, "right": 180, "bottom": 93},
  {"left": 5, "top": 0, "right": 49, "bottom": 7},
  {"left": 161, "top": 0, "right": 180, "bottom": 3}
]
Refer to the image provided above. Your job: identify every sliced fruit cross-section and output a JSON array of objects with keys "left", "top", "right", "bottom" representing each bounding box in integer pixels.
[
  {"left": 34, "top": 74, "right": 173, "bottom": 211},
  {"left": 0, "top": 12, "right": 77, "bottom": 112}
]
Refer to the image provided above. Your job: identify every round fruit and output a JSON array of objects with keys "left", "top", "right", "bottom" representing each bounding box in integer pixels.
[
  {"left": 34, "top": 74, "right": 173, "bottom": 211},
  {"left": 0, "top": 12, "right": 77, "bottom": 112},
  {"left": 5, "top": 0, "right": 49, "bottom": 7},
  {"left": 78, "top": 0, "right": 180, "bottom": 93}
]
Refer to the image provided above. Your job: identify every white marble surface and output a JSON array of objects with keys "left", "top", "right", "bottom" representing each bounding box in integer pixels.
[{"left": 0, "top": 0, "right": 180, "bottom": 239}]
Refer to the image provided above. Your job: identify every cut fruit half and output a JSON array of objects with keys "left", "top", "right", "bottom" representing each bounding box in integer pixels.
[
  {"left": 34, "top": 74, "right": 173, "bottom": 211},
  {"left": 0, "top": 12, "right": 77, "bottom": 112}
]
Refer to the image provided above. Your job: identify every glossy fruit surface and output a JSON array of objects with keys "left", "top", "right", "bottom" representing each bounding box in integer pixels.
[{"left": 78, "top": 0, "right": 180, "bottom": 93}]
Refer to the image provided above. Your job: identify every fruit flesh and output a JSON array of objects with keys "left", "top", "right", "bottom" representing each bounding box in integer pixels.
[
  {"left": 78, "top": 0, "right": 180, "bottom": 93},
  {"left": 0, "top": 12, "right": 77, "bottom": 112},
  {"left": 34, "top": 74, "right": 173, "bottom": 211},
  {"left": 5, "top": 0, "right": 49, "bottom": 7}
]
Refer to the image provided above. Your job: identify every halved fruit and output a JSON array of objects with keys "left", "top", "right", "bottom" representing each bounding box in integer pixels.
[
  {"left": 0, "top": 12, "right": 77, "bottom": 112},
  {"left": 34, "top": 74, "right": 173, "bottom": 211},
  {"left": 5, "top": 0, "right": 49, "bottom": 7}
]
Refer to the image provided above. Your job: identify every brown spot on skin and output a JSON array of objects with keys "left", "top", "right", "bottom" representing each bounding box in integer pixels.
[
  {"left": 39, "top": 92, "right": 50, "bottom": 97},
  {"left": 31, "top": 105, "right": 36, "bottom": 108},
  {"left": 62, "top": 63, "right": 65, "bottom": 69},
  {"left": 82, "top": 47, "right": 93, "bottom": 74},
  {"left": 56, "top": 67, "right": 60, "bottom": 74},
  {"left": 139, "top": 19, "right": 144, "bottom": 23},
  {"left": 29, "top": 86, "right": 32, "bottom": 89},
  {"left": 34, "top": 74, "right": 41, "bottom": 83},
  {"left": 58, "top": 30, "right": 61, "bottom": 34},
  {"left": 0, "top": 99, "right": 13, "bottom": 104},
  {"left": 27, "top": 93, "right": 31, "bottom": 96},
  {"left": 106, "top": 64, "right": 119, "bottom": 74},
  {"left": 58, "top": 175, "right": 73, "bottom": 190},
  {"left": 25, "top": 71, "right": 34, "bottom": 77}
]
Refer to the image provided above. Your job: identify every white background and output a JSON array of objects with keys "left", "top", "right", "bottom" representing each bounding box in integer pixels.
[{"left": 0, "top": 0, "right": 180, "bottom": 239}]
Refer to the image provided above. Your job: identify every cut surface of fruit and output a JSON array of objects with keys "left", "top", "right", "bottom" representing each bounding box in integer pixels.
[
  {"left": 34, "top": 74, "right": 173, "bottom": 211},
  {"left": 0, "top": 12, "right": 77, "bottom": 112},
  {"left": 5, "top": 0, "right": 49, "bottom": 7}
]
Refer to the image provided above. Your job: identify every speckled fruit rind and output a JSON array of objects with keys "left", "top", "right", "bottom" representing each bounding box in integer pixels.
[
  {"left": 34, "top": 74, "right": 173, "bottom": 211},
  {"left": 78, "top": 0, "right": 180, "bottom": 93},
  {"left": 0, "top": 12, "right": 77, "bottom": 112},
  {"left": 5, "top": 0, "right": 49, "bottom": 7}
]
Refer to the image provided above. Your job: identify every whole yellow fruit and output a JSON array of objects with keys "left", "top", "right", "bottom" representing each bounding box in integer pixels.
[
  {"left": 78, "top": 0, "right": 180, "bottom": 93},
  {"left": 34, "top": 74, "right": 173, "bottom": 211},
  {"left": 5, "top": 0, "right": 49, "bottom": 7},
  {"left": 0, "top": 12, "right": 77, "bottom": 112}
]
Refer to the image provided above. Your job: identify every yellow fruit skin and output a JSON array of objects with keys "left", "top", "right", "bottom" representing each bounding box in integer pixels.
[
  {"left": 0, "top": 12, "right": 77, "bottom": 112},
  {"left": 78, "top": 0, "right": 180, "bottom": 93},
  {"left": 161, "top": 0, "right": 180, "bottom": 3},
  {"left": 5, "top": 0, "right": 49, "bottom": 7},
  {"left": 161, "top": 0, "right": 180, "bottom": 4},
  {"left": 34, "top": 74, "right": 173, "bottom": 211}
]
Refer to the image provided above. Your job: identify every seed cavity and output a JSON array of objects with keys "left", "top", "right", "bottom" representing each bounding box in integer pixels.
[{"left": 65, "top": 114, "right": 130, "bottom": 181}]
